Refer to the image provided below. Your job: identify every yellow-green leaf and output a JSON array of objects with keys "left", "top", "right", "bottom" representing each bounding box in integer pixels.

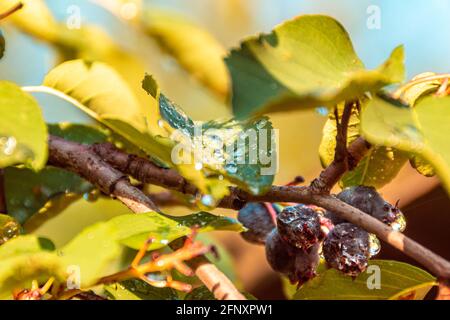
[
  {"left": 226, "top": 15, "right": 405, "bottom": 118},
  {"left": 142, "top": 9, "right": 229, "bottom": 99},
  {"left": 361, "top": 95, "right": 450, "bottom": 194},
  {"left": 294, "top": 260, "right": 436, "bottom": 300},
  {"left": 0, "top": 81, "right": 47, "bottom": 170}
]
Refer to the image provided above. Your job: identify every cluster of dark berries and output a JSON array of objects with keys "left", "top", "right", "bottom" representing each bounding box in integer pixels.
[
  {"left": 237, "top": 185, "right": 406, "bottom": 284},
  {"left": 238, "top": 203, "right": 325, "bottom": 284}
]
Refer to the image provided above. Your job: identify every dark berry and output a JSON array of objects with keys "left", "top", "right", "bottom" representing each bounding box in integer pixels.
[
  {"left": 323, "top": 223, "right": 370, "bottom": 276},
  {"left": 277, "top": 205, "right": 324, "bottom": 250},
  {"left": 333, "top": 186, "right": 406, "bottom": 230},
  {"left": 238, "top": 203, "right": 276, "bottom": 244},
  {"left": 292, "top": 243, "right": 321, "bottom": 285},
  {"left": 265, "top": 229, "right": 296, "bottom": 275}
]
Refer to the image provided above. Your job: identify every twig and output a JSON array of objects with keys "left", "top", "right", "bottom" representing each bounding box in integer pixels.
[
  {"left": 310, "top": 101, "right": 357, "bottom": 193},
  {"left": 89, "top": 139, "right": 450, "bottom": 279},
  {"left": 0, "top": 2, "right": 23, "bottom": 21},
  {"left": 47, "top": 135, "right": 246, "bottom": 300}
]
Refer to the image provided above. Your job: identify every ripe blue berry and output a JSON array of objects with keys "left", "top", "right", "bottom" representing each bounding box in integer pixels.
[
  {"left": 238, "top": 203, "right": 276, "bottom": 244},
  {"left": 323, "top": 223, "right": 371, "bottom": 276},
  {"left": 327, "top": 186, "right": 406, "bottom": 231},
  {"left": 277, "top": 205, "right": 324, "bottom": 250}
]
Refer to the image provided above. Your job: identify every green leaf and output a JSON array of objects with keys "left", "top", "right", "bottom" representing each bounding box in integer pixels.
[
  {"left": 142, "top": 9, "right": 229, "bottom": 98},
  {"left": 4, "top": 166, "right": 93, "bottom": 224},
  {"left": 184, "top": 285, "right": 256, "bottom": 300},
  {"left": 294, "top": 260, "right": 436, "bottom": 300},
  {"left": 59, "top": 220, "right": 126, "bottom": 287},
  {"left": 104, "top": 279, "right": 178, "bottom": 300},
  {"left": 319, "top": 102, "right": 407, "bottom": 188},
  {"left": 42, "top": 61, "right": 232, "bottom": 201},
  {"left": 143, "top": 75, "right": 276, "bottom": 196},
  {"left": 0, "top": 235, "right": 54, "bottom": 260},
  {"left": 48, "top": 123, "right": 109, "bottom": 145},
  {"left": 361, "top": 95, "right": 450, "bottom": 194},
  {"left": 0, "top": 235, "right": 63, "bottom": 298},
  {"left": 0, "top": 214, "right": 20, "bottom": 246},
  {"left": 109, "top": 211, "right": 243, "bottom": 251},
  {"left": 225, "top": 15, "right": 404, "bottom": 118},
  {"left": 410, "top": 155, "right": 435, "bottom": 177},
  {"left": 0, "top": 81, "right": 48, "bottom": 170}
]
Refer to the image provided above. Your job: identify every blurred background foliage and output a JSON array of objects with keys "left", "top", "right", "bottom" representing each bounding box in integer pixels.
[{"left": 0, "top": 0, "right": 449, "bottom": 298}]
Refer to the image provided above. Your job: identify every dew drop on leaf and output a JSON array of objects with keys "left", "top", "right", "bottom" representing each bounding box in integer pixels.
[
  {"left": 0, "top": 214, "right": 20, "bottom": 245},
  {"left": 391, "top": 212, "right": 407, "bottom": 232},
  {"left": 368, "top": 233, "right": 381, "bottom": 257},
  {"left": 315, "top": 106, "right": 329, "bottom": 117}
]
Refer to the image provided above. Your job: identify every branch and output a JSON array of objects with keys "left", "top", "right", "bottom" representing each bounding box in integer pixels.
[
  {"left": 0, "top": 2, "right": 23, "bottom": 21},
  {"left": 48, "top": 135, "right": 246, "bottom": 300},
  {"left": 88, "top": 139, "right": 450, "bottom": 280}
]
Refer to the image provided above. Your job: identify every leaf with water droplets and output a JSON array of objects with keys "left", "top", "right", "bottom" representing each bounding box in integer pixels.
[
  {"left": 109, "top": 211, "right": 243, "bottom": 251},
  {"left": 0, "top": 81, "right": 47, "bottom": 170},
  {"left": 143, "top": 75, "right": 276, "bottom": 196},
  {"left": 294, "top": 260, "right": 436, "bottom": 300},
  {"left": 361, "top": 95, "right": 450, "bottom": 194},
  {"left": 225, "top": 15, "right": 405, "bottom": 118}
]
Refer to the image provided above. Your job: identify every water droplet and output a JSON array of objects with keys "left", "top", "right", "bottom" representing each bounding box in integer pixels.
[
  {"left": 218, "top": 175, "right": 224, "bottom": 181},
  {"left": 0, "top": 136, "right": 17, "bottom": 156},
  {"left": 315, "top": 106, "right": 329, "bottom": 117},
  {"left": 225, "top": 162, "right": 237, "bottom": 174},
  {"left": 0, "top": 214, "right": 20, "bottom": 245},
  {"left": 160, "top": 239, "right": 169, "bottom": 245},
  {"left": 201, "top": 195, "right": 215, "bottom": 207},
  {"left": 368, "top": 233, "right": 381, "bottom": 257},
  {"left": 195, "top": 162, "right": 203, "bottom": 170},
  {"left": 391, "top": 212, "right": 406, "bottom": 232},
  {"left": 83, "top": 189, "right": 100, "bottom": 202},
  {"left": 157, "top": 119, "right": 165, "bottom": 128}
]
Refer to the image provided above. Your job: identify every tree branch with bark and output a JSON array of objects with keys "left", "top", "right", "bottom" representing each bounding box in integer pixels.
[{"left": 47, "top": 134, "right": 450, "bottom": 299}]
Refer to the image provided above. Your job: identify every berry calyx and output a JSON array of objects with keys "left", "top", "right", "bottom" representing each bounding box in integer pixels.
[
  {"left": 277, "top": 205, "right": 325, "bottom": 250},
  {"left": 323, "top": 223, "right": 371, "bottom": 276},
  {"left": 238, "top": 202, "right": 277, "bottom": 244}
]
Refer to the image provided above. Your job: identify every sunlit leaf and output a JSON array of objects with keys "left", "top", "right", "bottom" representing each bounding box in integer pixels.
[
  {"left": 361, "top": 95, "right": 450, "bottom": 194},
  {"left": 226, "top": 15, "right": 404, "bottom": 118},
  {"left": 142, "top": 9, "right": 229, "bottom": 98},
  {"left": 0, "top": 0, "right": 58, "bottom": 43},
  {"left": 143, "top": 75, "right": 276, "bottom": 196},
  {"left": 109, "top": 211, "right": 243, "bottom": 251},
  {"left": 0, "top": 81, "right": 47, "bottom": 170},
  {"left": 294, "top": 260, "right": 436, "bottom": 300},
  {"left": 104, "top": 279, "right": 178, "bottom": 300},
  {"left": 0, "top": 235, "right": 62, "bottom": 298}
]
